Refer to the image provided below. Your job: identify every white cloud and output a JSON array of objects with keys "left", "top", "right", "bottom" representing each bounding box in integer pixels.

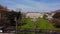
[{"left": 2, "top": 0, "right": 60, "bottom": 12}]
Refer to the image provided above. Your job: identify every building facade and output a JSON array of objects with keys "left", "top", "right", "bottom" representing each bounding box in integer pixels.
[{"left": 26, "top": 12, "right": 44, "bottom": 18}]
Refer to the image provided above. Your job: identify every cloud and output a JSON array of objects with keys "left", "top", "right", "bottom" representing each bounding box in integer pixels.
[{"left": 0, "top": 0, "right": 60, "bottom": 12}]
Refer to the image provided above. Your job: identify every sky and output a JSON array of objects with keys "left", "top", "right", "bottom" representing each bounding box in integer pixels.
[{"left": 0, "top": 0, "right": 60, "bottom": 12}]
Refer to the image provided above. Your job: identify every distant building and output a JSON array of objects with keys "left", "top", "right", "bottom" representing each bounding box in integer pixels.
[{"left": 25, "top": 12, "right": 44, "bottom": 18}]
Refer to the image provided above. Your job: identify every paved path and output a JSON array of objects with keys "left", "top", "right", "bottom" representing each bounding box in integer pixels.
[{"left": 0, "top": 33, "right": 14, "bottom": 34}]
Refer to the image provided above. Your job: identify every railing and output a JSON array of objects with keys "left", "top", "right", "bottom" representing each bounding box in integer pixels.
[{"left": 17, "top": 29, "right": 60, "bottom": 34}]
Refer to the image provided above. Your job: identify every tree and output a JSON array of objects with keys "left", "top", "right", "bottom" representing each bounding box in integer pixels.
[
  {"left": 53, "top": 12, "right": 60, "bottom": 19},
  {"left": 0, "top": 5, "right": 9, "bottom": 26},
  {"left": 6, "top": 10, "right": 22, "bottom": 26},
  {"left": 43, "top": 14, "right": 47, "bottom": 19},
  {"left": 52, "top": 10, "right": 60, "bottom": 28}
]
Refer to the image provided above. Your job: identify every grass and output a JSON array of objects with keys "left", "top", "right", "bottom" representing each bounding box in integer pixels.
[
  {"left": 10, "top": 18, "right": 60, "bottom": 34},
  {"left": 36, "top": 18, "right": 55, "bottom": 30},
  {"left": 20, "top": 18, "right": 36, "bottom": 29},
  {"left": 20, "top": 18, "right": 54, "bottom": 30},
  {"left": 11, "top": 18, "right": 60, "bottom": 30}
]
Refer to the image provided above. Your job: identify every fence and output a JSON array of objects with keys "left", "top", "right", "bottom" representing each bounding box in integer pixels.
[{"left": 17, "top": 29, "right": 60, "bottom": 34}]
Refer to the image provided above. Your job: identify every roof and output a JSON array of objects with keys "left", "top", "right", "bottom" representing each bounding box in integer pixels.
[{"left": 26, "top": 12, "right": 40, "bottom": 13}]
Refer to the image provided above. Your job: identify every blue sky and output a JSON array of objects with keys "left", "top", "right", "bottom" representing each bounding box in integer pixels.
[{"left": 0, "top": 0, "right": 60, "bottom": 12}]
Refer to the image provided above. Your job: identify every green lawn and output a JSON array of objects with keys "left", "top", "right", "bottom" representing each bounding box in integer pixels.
[
  {"left": 36, "top": 18, "right": 55, "bottom": 30},
  {"left": 10, "top": 18, "right": 60, "bottom": 34},
  {"left": 19, "top": 18, "right": 60, "bottom": 30},
  {"left": 20, "top": 18, "right": 36, "bottom": 29}
]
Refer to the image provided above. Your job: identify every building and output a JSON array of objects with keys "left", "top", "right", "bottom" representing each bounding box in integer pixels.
[{"left": 25, "top": 12, "right": 44, "bottom": 18}]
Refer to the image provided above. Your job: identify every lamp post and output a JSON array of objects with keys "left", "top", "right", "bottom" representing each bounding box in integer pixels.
[
  {"left": 15, "top": 11, "right": 20, "bottom": 34},
  {"left": 15, "top": 17, "right": 18, "bottom": 34},
  {"left": 15, "top": 9, "right": 21, "bottom": 34}
]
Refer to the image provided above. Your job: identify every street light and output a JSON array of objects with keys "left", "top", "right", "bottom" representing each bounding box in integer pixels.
[
  {"left": 15, "top": 17, "right": 17, "bottom": 34},
  {"left": 15, "top": 11, "right": 20, "bottom": 34},
  {"left": 15, "top": 8, "right": 22, "bottom": 34}
]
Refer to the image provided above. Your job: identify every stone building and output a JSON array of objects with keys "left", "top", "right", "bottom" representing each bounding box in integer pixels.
[{"left": 25, "top": 12, "right": 44, "bottom": 18}]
